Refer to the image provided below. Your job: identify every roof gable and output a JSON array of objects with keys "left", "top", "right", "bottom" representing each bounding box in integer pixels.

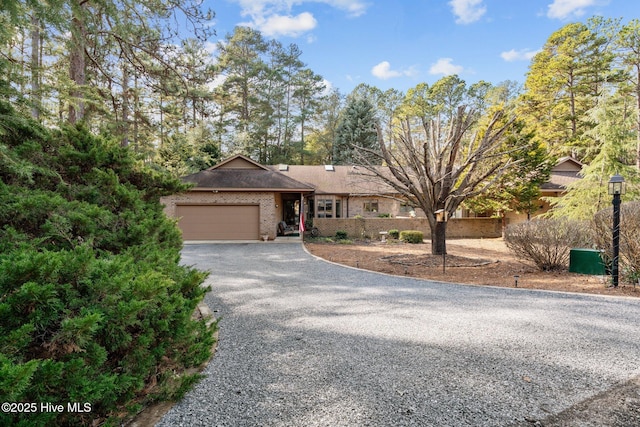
[
  {"left": 540, "top": 157, "right": 584, "bottom": 192},
  {"left": 553, "top": 156, "right": 583, "bottom": 172},
  {"left": 209, "top": 154, "right": 268, "bottom": 171},
  {"left": 183, "top": 155, "right": 314, "bottom": 191}
]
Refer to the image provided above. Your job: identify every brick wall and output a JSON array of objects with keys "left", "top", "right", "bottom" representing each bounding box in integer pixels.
[
  {"left": 160, "top": 191, "right": 503, "bottom": 240},
  {"left": 161, "top": 191, "right": 278, "bottom": 239},
  {"left": 345, "top": 196, "right": 426, "bottom": 218},
  {"left": 312, "top": 217, "right": 502, "bottom": 239}
]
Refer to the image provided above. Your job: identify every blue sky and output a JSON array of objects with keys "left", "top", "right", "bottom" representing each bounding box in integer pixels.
[{"left": 204, "top": 0, "right": 640, "bottom": 94}]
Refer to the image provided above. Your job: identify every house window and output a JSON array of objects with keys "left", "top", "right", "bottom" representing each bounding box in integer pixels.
[
  {"left": 335, "top": 199, "right": 342, "bottom": 218},
  {"left": 400, "top": 203, "right": 414, "bottom": 213},
  {"left": 363, "top": 200, "right": 378, "bottom": 213},
  {"left": 317, "top": 198, "right": 334, "bottom": 218}
]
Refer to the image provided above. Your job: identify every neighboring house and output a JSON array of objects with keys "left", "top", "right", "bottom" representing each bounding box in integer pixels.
[
  {"left": 161, "top": 155, "right": 583, "bottom": 241},
  {"left": 539, "top": 156, "right": 584, "bottom": 202},
  {"left": 504, "top": 156, "right": 584, "bottom": 223},
  {"left": 160, "top": 155, "right": 314, "bottom": 240}
]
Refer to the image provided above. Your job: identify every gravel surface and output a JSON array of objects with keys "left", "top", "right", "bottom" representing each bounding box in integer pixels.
[{"left": 157, "top": 243, "right": 640, "bottom": 427}]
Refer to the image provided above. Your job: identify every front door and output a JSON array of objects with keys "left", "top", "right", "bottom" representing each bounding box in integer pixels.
[{"left": 282, "top": 197, "right": 300, "bottom": 228}]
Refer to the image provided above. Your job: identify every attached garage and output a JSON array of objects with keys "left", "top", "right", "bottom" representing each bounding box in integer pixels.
[
  {"left": 161, "top": 155, "right": 314, "bottom": 241},
  {"left": 176, "top": 205, "right": 260, "bottom": 240}
]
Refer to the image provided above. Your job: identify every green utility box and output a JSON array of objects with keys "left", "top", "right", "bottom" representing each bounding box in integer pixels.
[{"left": 569, "top": 248, "right": 607, "bottom": 275}]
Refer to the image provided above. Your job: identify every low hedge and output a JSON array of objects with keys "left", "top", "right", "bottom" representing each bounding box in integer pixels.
[
  {"left": 335, "top": 230, "right": 348, "bottom": 240},
  {"left": 400, "top": 230, "right": 424, "bottom": 244}
]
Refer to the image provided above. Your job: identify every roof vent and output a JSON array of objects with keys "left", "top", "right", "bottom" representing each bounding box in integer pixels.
[
  {"left": 278, "top": 164, "right": 289, "bottom": 171},
  {"left": 324, "top": 164, "right": 334, "bottom": 171}
]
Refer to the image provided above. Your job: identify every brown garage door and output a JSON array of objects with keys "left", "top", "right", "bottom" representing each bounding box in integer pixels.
[{"left": 176, "top": 205, "right": 260, "bottom": 240}]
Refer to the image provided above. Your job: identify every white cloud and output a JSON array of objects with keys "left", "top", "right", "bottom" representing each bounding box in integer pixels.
[
  {"left": 449, "top": 0, "right": 486, "bottom": 24},
  {"left": 500, "top": 48, "right": 540, "bottom": 62},
  {"left": 208, "top": 74, "right": 228, "bottom": 91},
  {"left": 546, "top": 0, "right": 604, "bottom": 20},
  {"left": 372, "top": 62, "right": 401, "bottom": 79},
  {"left": 258, "top": 12, "right": 317, "bottom": 37},
  {"left": 371, "top": 61, "right": 417, "bottom": 80},
  {"left": 203, "top": 41, "right": 218, "bottom": 55},
  {"left": 321, "top": 0, "right": 368, "bottom": 17},
  {"left": 320, "top": 78, "right": 334, "bottom": 96},
  {"left": 231, "top": 0, "right": 369, "bottom": 38},
  {"left": 429, "top": 58, "right": 464, "bottom": 76}
]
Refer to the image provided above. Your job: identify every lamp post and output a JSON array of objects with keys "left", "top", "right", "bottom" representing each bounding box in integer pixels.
[{"left": 608, "top": 174, "right": 626, "bottom": 287}]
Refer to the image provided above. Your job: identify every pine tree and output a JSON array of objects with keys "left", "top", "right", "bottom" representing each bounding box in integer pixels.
[
  {"left": 616, "top": 19, "right": 640, "bottom": 169},
  {"left": 548, "top": 93, "right": 640, "bottom": 219},
  {"left": 333, "top": 97, "right": 378, "bottom": 164},
  {"left": 518, "top": 19, "right": 618, "bottom": 162},
  {"left": 0, "top": 103, "right": 215, "bottom": 425}
]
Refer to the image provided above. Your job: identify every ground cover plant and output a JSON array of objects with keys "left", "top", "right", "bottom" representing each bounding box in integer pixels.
[{"left": 0, "top": 102, "right": 215, "bottom": 426}]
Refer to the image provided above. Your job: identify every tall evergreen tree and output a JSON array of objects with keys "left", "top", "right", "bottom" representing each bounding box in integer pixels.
[
  {"left": 292, "top": 68, "right": 325, "bottom": 164},
  {"left": 2, "top": 0, "right": 215, "bottom": 146},
  {"left": 518, "top": 18, "right": 618, "bottom": 162},
  {"left": 333, "top": 97, "right": 378, "bottom": 164},
  {"left": 305, "top": 88, "right": 343, "bottom": 164},
  {"left": 215, "top": 26, "right": 269, "bottom": 157},
  {"left": 267, "top": 41, "right": 304, "bottom": 163},
  {"left": 347, "top": 84, "right": 404, "bottom": 144},
  {"left": 548, "top": 93, "right": 640, "bottom": 220},
  {"left": 616, "top": 19, "right": 640, "bottom": 168}
]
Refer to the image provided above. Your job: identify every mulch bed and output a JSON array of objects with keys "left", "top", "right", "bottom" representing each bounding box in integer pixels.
[{"left": 381, "top": 253, "right": 498, "bottom": 268}]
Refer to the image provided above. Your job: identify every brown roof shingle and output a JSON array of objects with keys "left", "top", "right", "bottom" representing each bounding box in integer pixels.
[
  {"left": 182, "top": 155, "right": 314, "bottom": 191},
  {"left": 268, "top": 165, "right": 396, "bottom": 195},
  {"left": 540, "top": 157, "right": 583, "bottom": 192}
]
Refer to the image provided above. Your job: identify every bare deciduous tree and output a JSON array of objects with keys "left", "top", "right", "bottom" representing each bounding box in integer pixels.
[{"left": 354, "top": 106, "right": 520, "bottom": 255}]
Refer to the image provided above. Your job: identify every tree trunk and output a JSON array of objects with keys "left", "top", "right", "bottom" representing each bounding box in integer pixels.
[
  {"left": 121, "top": 63, "right": 130, "bottom": 147},
  {"left": 431, "top": 222, "right": 447, "bottom": 255},
  {"left": 636, "top": 65, "right": 640, "bottom": 169},
  {"left": 30, "top": 14, "right": 41, "bottom": 120},
  {"left": 133, "top": 75, "right": 139, "bottom": 151},
  {"left": 68, "top": 5, "right": 87, "bottom": 124},
  {"left": 300, "top": 113, "right": 305, "bottom": 165}
]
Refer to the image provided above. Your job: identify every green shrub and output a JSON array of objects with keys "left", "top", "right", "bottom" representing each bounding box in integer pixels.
[
  {"left": 388, "top": 229, "right": 400, "bottom": 239},
  {"left": 312, "top": 237, "right": 334, "bottom": 243},
  {"left": 400, "top": 230, "right": 424, "bottom": 244},
  {"left": 335, "top": 230, "right": 348, "bottom": 240},
  {"left": 0, "top": 108, "right": 214, "bottom": 426},
  {"left": 504, "top": 218, "right": 591, "bottom": 271}
]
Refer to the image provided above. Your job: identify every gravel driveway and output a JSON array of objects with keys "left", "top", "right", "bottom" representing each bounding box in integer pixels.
[{"left": 157, "top": 243, "right": 640, "bottom": 426}]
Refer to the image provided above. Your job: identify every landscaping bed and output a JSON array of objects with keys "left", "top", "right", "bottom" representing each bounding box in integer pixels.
[{"left": 305, "top": 238, "right": 639, "bottom": 298}]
